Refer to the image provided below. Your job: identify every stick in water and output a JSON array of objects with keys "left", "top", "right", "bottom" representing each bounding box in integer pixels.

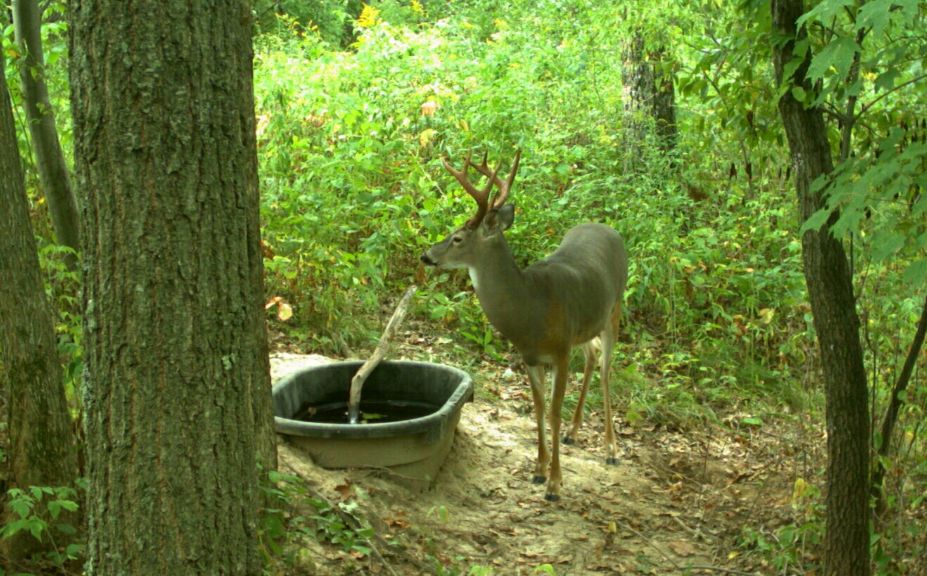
[{"left": 347, "top": 285, "right": 418, "bottom": 424}]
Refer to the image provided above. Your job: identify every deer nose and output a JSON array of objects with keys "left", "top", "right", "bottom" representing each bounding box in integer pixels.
[{"left": 420, "top": 252, "right": 437, "bottom": 266}]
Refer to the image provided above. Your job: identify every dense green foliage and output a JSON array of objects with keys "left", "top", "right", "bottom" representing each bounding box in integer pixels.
[
  {"left": 2, "top": 0, "right": 926, "bottom": 573},
  {"left": 252, "top": 2, "right": 811, "bottom": 408}
]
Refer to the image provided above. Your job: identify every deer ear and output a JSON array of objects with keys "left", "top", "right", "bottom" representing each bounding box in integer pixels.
[{"left": 492, "top": 203, "right": 515, "bottom": 231}]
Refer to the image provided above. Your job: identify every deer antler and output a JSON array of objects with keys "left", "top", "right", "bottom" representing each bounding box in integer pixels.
[
  {"left": 469, "top": 149, "right": 521, "bottom": 210},
  {"left": 443, "top": 153, "right": 501, "bottom": 229}
]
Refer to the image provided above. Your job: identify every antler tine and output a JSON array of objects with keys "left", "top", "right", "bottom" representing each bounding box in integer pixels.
[
  {"left": 443, "top": 153, "right": 493, "bottom": 229},
  {"left": 498, "top": 149, "right": 522, "bottom": 208},
  {"left": 470, "top": 149, "right": 521, "bottom": 209}
]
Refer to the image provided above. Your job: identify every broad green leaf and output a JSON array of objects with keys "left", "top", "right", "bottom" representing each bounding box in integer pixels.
[
  {"left": 874, "top": 68, "right": 900, "bottom": 92},
  {"left": 857, "top": 0, "right": 893, "bottom": 37},
  {"left": 806, "top": 36, "right": 858, "bottom": 84},
  {"left": 56, "top": 522, "right": 78, "bottom": 536},
  {"left": 790, "top": 85, "right": 807, "bottom": 103},
  {"left": 903, "top": 260, "right": 927, "bottom": 286},
  {"left": 796, "top": 0, "right": 854, "bottom": 29},
  {"left": 872, "top": 230, "right": 906, "bottom": 262},
  {"left": 9, "top": 497, "right": 33, "bottom": 519},
  {"left": 782, "top": 53, "right": 805, "bottom": 85},
  {"left": 66, "top": 543, "right": 86, "bottom": 559},
  {"left": 47, "top": 499, "right": 78, "bottom": 519},
  {"left": 897, "top": 0, "right": 920, "bottom": 20},
  {"left": 801, "top": 208, "right": 832, "bottom": 233}
]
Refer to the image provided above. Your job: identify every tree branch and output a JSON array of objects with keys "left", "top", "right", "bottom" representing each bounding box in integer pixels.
[
  {"left": 347, "top": 285, "right": 417, "bottom": 424},
  {"left": 859, "top": 72, "right": 927, "bottom": 117}
]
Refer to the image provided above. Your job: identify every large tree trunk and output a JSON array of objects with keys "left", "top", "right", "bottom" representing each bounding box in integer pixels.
[
  {"left": 771, "top": 1, "right": 870, "bottom": 575},
  {"left": 621, "top": 31, "right": 677, "bottom": 162},
  {"left": 0, "top": 40, "right": 78, "bottom": 564},
  {"left": 12, "top": 0, "right": 80, "bottom": 262},
  {"left": 69, "top": 1, "right": 276, "bottom": 574}
]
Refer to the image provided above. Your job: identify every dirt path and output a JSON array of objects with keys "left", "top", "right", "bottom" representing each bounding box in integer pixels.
[{"left": 271, "top": 353, "right": 806, "bottom": 575}]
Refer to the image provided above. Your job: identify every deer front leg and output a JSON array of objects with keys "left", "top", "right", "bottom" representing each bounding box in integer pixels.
[
  {"left": 564, "top": 341, "right": 598, "bottom": 445},
  {"left": 546, "top": 355, "right": 570, "bottom": 501},
  {"left": 525, "top": 364, "right": 549, "bottom": 484}
]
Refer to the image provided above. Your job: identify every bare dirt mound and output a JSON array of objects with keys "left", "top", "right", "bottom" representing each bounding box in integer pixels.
[{"left": 271, "top": 353, "right": 805, "bottom": 575}]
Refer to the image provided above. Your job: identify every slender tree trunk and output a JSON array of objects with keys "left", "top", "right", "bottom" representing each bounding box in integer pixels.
[
  {"left": 872, "top": 294, "right": 927, "bottom": 516},
  {"left": 771, "top": 1, "right": 870, "bottom": 575},
  {"left": 12, "top": 0, "right": 80, "bottom": 262},
  {"left": 69, "top": 1, "right": 276, "bottom": 574},
  {"left": 0, "top": 40, "right": 78, "bottom": 564}
]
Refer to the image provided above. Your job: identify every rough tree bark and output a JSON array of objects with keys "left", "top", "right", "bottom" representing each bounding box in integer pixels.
[
  {"left": 69, "top": 1, "right": 276, "bottom": 573},
  {"left": 0, "top": 40, "right": 78, "bottom": 563},
  {"left": 771, "top": 1, "right": 871, "bottom": 574},
  {"left": 12, "top": 0, "right": 80, "bottom": 260},
  {"left": 621, "top": 31, "right": 677, "bottom": 159}
]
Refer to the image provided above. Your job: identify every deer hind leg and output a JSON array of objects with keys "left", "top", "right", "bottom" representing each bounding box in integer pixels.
[
  {"left": 601, "top": 303, "right": 622, "bottom": 465},
  {"left": 525, "top": 364, "right": 549, "bottom": 484},
  {"left": 564, "top": 340, "right": 599, "bottom": 445},
  {"left": 545, "top": 354, "right": 570, "bottom": 501}
]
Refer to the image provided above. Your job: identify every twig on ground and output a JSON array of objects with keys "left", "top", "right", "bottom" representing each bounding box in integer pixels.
[{"left": 683, "top": 565, "right": 759, "bottom": 575}]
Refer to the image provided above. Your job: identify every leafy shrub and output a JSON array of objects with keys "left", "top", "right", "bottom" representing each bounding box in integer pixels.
[{"left": 1, "top": 485, "right": 83, "bottom": 568}]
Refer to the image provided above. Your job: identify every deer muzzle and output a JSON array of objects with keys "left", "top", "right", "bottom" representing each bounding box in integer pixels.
[{"left": 420, "top": 251, "right": 438, "bottom": 266}]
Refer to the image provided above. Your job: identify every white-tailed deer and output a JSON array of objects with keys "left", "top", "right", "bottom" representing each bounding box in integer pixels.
[{"left": 421, "top": 150, "right": 628, "bottom": 500}]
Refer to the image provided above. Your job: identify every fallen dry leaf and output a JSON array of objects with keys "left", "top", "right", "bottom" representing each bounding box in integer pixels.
[{"left": 668, "top": 540, "right": 698, "bottom": 557}]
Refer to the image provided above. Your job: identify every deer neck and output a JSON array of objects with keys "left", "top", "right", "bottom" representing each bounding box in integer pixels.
[{"left": 468, "top": 236, "right": 538, "bottom": 343}]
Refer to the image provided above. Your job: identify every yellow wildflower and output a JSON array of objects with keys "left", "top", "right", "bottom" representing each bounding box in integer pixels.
[{"left": 357, "top": 4, "right": 380, "bottom": 28}]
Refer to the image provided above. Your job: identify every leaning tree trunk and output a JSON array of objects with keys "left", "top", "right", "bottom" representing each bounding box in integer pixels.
[
  {"left": 771, "top": 1, "right": 870, "bottom": 575},
  {"left": 69, "top": 1, "right": 276, "bottom": 574},
  {"left": 12, "top": 0, "right": 80, "bottom": 262},
  {"left": 0, "top": 41, "right": 78, "bottom": 563}
]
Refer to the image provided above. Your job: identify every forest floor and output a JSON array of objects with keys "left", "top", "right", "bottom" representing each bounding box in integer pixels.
[{"left": 269, "top": 333, "right": 821, "bottom": 576}]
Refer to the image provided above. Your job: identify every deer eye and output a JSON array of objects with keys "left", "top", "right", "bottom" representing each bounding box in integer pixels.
[{"left": 452, "top": 236, "right": 464, "bottom": 244}]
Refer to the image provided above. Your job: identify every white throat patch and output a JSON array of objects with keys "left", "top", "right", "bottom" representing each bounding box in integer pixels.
[{"left": 468, "top": 267, "right": 480, "bottom": 290}]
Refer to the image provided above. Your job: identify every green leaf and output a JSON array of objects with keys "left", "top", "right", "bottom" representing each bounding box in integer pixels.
[
  {"left": 28, "top": 517, "right": 46, "bottom": 539},
  {"left": 871, "top": 230, "right": 906, "bottom": 262},
  {"left": 65, "top": 543, "right": 86, "bottom": 559},
  {"left": 806, "top": 36, "right": 858, "bottom": 84},
  {"left": 47, "top": 499, "right": 78, "bottom": 519},
  {"left": 9, "top": 497, "right": 33, "bottom": 519},
  {"left": 903, "top": 260, "right": 927, "bottom": 287},
  {"left": 741, "top": 416, "right": 763, "bottom": 427},
  {"left": 801, "top": 208, "right": 831, "bottom": 233},
  {"left": 857, "top": 0, "right": 893, "bottom": 37},
  {"left": 796, "top": 0, "right": 854, "bottom": 29},
  {"left": 874, "top": 68, "right": 900, "bottom": 92},
  {"left": 896, "top": 0, "right": 920, "bottom": 20},
  {"left": 55, "top": 522, "right": 78, "bottom": 536}
]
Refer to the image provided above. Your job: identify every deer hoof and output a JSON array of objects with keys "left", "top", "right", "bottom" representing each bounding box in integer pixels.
[
  {"left": 532, "top": 474, "right": 546, "bottom": 484},
  {"left": 544, "top": 492, "right": 561, "bottom": 502},
  {"left": 562, "top": 435, "right": 576, "bottom": 445},
  {"left": 606, "top": 457, "right": 619, "bottom": 465}
]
